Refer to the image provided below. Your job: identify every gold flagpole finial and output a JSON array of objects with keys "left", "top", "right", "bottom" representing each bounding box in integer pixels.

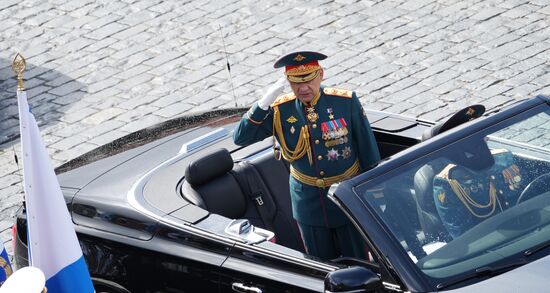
[{"left": 12, "top": 53, "right": 26, "bottom": 91}]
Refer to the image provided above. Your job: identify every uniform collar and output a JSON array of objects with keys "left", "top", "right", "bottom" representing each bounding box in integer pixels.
[{"left": 300, "top": 87, "right": 322, "bottom": 108}]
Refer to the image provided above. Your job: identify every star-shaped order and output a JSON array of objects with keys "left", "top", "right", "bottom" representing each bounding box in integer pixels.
[
  {"left": 342, "top": 146, "right": 352, "bottom": 159},
  {"left": 327, "top": 148, "right": 339, "bottom": 161}
]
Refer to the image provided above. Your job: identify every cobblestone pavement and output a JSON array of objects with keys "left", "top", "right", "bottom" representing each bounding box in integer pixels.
[{"left": 1, "top": 0, "right": 550, "bottom": 256}]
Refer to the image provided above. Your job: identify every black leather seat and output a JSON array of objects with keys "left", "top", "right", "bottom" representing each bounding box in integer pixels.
[
  {"left": 182, "top": 148, "right": 305, "bottom": 252},
  {"left": 413, "top": 161, "right": 453, "bottom": 242},
  {"left": 182, "top": 148, "right": 262, "bottom": 224}
]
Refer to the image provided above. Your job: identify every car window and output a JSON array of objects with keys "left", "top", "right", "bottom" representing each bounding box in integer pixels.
[{"left": 355, "top": 103, "right": 550, "bottom": 286}]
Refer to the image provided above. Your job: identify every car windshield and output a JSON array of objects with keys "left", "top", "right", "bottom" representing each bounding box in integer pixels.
[{"left": 355, "top": 103, "right": 550, "bottom": 286}]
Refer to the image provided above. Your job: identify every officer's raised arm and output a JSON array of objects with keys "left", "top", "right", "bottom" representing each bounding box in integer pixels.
[{"left": 233, "top": 77, "right": 286, "bottom": 146}]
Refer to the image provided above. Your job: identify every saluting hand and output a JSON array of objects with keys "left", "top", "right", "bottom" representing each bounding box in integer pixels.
[{"left": 258, "top": 76, "right": 287, "bottom": 110}]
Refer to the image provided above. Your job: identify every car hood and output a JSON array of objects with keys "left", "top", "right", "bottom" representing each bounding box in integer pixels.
[{"left": 446, "top": 254, "right": 550, "bottom": 292}]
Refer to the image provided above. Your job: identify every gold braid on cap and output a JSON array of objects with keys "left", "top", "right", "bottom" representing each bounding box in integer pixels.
[
  {"left": 273, "top": 106, "right": 312, "bottom": 165},
  {"left": 287, "top": 70, "right": 320, "bottom": 83}
]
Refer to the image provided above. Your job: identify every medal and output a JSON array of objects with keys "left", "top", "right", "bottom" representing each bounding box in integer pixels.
[
  {"left": 502, "top": 164, "right": 521, "bottom": 190},
  {"left": 326, "top": 148, "right": 339, "bottom": 161},
  {"left": 324, "top": 136, "right": 348, "bottom": 147},
  {"left": 321, "top": 122, "right": 330, "bottom": 140},
  {"left": 327, "top": 108, "right": 334, "bottom": 120},
  {"left": 342, "top": 146, "right": 351, "bottom": 159},
  {"left": 306, "top": 107, "right": 318, "bottom": 123}
]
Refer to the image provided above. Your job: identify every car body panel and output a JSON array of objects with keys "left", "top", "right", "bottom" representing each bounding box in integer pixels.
[{"left": 447, "top": 254, "right": 550, "bottom": 292}]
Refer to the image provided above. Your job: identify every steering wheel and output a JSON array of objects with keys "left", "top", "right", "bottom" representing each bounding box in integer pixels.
[{"left": 516, "top": 173, "right": 550, "bottom": 205}]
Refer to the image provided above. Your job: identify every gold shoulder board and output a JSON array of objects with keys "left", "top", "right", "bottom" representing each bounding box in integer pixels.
[
  {"left": 272, "top": 93, "right": 296, "bottom": 107},
  {"left": 436, "top": 163, "right": 456, "bottom": 179},
  {"left": 323, "top": 87, "right": 352, "bottom": 98}
]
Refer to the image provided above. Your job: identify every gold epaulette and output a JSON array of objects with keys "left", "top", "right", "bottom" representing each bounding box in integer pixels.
[
  {"left": 323, "top": 87, "right": 352, "bottom": 98},
  {"left": 272, "top": 93, "right": 296, "bottom": 107},
  {"left": 436, "top": 163, "right": 456, "bottom": 179},
  {"left": 490, "top": 148, "right": 509, "bottom": 155}
]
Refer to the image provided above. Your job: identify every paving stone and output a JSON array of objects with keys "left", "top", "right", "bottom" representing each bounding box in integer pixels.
[
  {"left": 49, "top": 134, "right": 90, "bottom": 151},
  {"left": 119, "top": 114, "right": 164, "bottom": 133},
  {"left": 1, "top": 0, "right": 550, "bottom": 256}
]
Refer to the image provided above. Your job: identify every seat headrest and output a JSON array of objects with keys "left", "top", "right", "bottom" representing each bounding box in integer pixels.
[
  {"left": 422, "top": 104, "right": 485, "bottom": 141},
  {"left": 185, "top": 148, "right": 234, "bottom": 186}
]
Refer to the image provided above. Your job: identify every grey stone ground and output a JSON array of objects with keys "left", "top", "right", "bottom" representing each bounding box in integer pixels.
[{"left": 1, "top": 0, "right": 550, "bottom": 258}]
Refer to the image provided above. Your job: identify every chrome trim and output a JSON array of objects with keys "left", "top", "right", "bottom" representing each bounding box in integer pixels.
[
  {"left": 179, "top": 127, "right": 228, "bottom": 154},
  {"left": 382, "top": 282, "right": 404, "bottom": 292}
]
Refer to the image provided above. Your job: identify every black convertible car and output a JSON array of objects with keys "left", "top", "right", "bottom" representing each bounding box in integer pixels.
[{"left": 13, "top": 96, "right": 550, "bottom": 293}]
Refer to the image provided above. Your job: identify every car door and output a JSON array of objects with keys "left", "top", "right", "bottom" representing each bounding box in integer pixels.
[
  {"left": 219, "top": 241, "right": 333, "bottom": 292},
  {"left": 217, "top": 229, "right": 407, "bottom": 293}
]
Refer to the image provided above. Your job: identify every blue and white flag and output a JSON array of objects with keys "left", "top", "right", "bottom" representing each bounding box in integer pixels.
[
  {"left": 0, "top": 241, "right": 12, "bottom": 287},
  {"left": 17, "top": 90, "right": 94, "bottom": 293}
]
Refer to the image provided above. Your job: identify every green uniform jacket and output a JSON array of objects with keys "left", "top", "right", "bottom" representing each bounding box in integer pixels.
[
  {"left": 433, "top": 150, "right": 522, "bottom": 238},
  {"left": 233, "top": 85, "right": 380, "bottom": 227}
]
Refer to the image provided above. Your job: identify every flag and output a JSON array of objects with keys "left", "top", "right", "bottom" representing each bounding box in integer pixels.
[
  {"left": 17, "top": 90, "right": 95, "bottom": 293},
  {"left": 0, "top": 241, "right": 13, "bottom": 287}
]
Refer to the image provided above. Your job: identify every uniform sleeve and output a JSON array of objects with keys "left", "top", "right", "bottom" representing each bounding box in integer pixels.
[
  {"left": 351, "top": 93, "right": 381, "bottom": 171},
  {"left": 433, "top": 177, "right": 471, "bottom": 239},
  {"left": 233, "top": 102, "right": 274, "bottom": 146}
]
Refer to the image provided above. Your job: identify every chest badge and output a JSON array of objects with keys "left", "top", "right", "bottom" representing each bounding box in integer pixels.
[
  {"left": 306, "top": 107, "right": 319, "bottom": 123},
  {"left": 502, "top": 164, "right": 521, "bottom": 190},
  {"left": 321, "top": 118, "right": 349, "bottom": 147},
  {"left": 286, "top": 116, "right": 298, "bottom": 123},
  {"left": 327, "top": 108, "right": 334, "bottom": 120},
  {"left": 290, "top": 125, "right": 296, "bottom": 134},
  {"left": 326, "top": 149, "right": 339, "bottom": 161},
  {"left": 438, "top": 192, "right": 446, "bottom": 204},
  {"left": 342, "top": 146, "right": 352, "bottom": 159}
]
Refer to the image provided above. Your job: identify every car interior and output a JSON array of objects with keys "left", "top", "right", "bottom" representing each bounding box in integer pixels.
[
  {"left": 175, "top": 110, "right": 430, "bottom": 261},
  {"left": 175, "top": 107, "right": 498, "bottom": 263},
  {"left": 176, "top": 105, "right": 550, "bottom": 267},
  {"left": 390, "top": 106, "right": 550, "bottom": 264}
]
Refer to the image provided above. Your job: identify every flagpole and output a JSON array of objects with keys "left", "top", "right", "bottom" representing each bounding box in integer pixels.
[
  {"left": 12, "top": 53, "right": 26, "bottom": 91},
  {"left": 11, "top": 53, "right": 31, "bottom": 266},
  {"left": 14, "top": 53, "right": 95, "bottom": 292}
]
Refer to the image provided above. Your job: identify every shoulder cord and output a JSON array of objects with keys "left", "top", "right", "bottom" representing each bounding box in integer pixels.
[
  {"left": 272, "top": 106, "right": 312, "bottom": 165},
  {"left": 448, "top": 179, "right": 497, "bottom": 218}
]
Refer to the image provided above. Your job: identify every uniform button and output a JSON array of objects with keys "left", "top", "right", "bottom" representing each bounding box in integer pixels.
[
  {"left": 320, "top": 171, "right": 325, "bottom": 176},
  {"left": 317, "top": 155, "right": 323, "bottom": 161},
  {"left": 312, "top": 123, "right": 317, "bottom": 128},
  {"left": 315, "top": 139, "right": 320, "bottom": 144}
]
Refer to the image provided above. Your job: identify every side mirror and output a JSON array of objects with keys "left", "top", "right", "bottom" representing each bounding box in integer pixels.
[{"left": 324, "top": 266, "right": 382, "bottom": 292}]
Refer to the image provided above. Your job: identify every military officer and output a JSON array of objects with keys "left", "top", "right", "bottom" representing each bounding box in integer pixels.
[
  {"left": 233, "top": 51, "right": 381, "bottom": 260},
  {"left": 433, "top": 148, "right": 522, "bottom": 239}
]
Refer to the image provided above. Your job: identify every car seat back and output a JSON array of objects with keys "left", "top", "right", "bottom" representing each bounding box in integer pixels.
[
  {"left": 182, "top": 148, "right": 305, "bottom": 252},
  {"left": 182, "top": 148, "right": 259, "bottom": 223}
]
